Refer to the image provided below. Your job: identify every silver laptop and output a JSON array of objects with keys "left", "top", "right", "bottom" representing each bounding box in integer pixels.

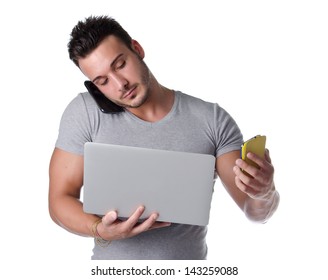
[{"left": 83, "top": 142, "right": 216, "bottom": 226}]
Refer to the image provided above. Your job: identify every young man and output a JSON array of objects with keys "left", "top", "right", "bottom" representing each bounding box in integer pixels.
[{"left": 49, "top": 16, "right": 279, "bottom": 260}]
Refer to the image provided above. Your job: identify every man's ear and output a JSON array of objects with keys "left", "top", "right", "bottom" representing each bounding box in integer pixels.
[{"left": 131, "top": 39, "right": 145, "bottom": 59}]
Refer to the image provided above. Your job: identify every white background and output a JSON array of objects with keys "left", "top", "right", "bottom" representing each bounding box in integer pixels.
[{"left": 1, "top": 0, "right": 327, "bottom": 279}]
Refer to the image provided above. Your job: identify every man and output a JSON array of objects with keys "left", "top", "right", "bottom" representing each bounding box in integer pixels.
[{"left": 49, "top": 15, "right": 279, "bottom": 260}]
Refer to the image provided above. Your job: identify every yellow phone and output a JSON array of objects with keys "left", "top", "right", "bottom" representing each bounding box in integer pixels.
[{"left": 241, "top": 135, "right": 266, "bottom": 170}]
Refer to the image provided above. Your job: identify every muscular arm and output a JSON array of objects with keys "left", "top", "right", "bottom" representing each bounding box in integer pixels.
[
  {"left": 48, "top": 148, "right": 98, "bottom": 236},
  {"left": 48, "top": 148, "right": 170, "bottom": 240},
  {"left": 216, "top": 150, "right": 279, "bottom": 223}
]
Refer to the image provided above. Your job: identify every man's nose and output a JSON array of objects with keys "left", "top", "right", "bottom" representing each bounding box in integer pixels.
[{"left": 110, "top": 73, "right": 128, "bottom": 91}]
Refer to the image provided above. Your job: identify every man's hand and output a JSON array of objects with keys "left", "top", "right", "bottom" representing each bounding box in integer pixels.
[
  {"left": 232, "top": 149, "right": 279, "bottom": 222},
  {"left": 96, "top": 206, "right": 171, "bottom": 241},
  {"left": 216, "top": 149, "right": 279, "bottom": 223},
  {"left": 233, "top": 149, "right": 275, "bottom": 200}
]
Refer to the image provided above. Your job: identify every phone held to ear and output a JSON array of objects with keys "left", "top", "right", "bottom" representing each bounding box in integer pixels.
[
  {"left": 241, "top": 135, "right": 266, "bottom": 174},
  {"left": 84, "top": 81, "right": 124, "bottom": 114}
]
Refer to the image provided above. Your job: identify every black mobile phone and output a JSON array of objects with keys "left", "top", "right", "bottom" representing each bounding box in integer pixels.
[{"left": 84, "top": 81, "right": 124, "bottom": 114}]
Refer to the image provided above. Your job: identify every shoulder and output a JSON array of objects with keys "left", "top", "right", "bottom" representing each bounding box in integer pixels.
[
  {"left": 176, "top": 91, "right": 229, "bottom": 118},
  {"left": 60, "top": 92, "right": 99, "bottom": 120},
  {"left": 58, "top": 91, "right": 100, "bottom": 133},
  {"left": 56, "top": 92, "right": 99, "bottom": 155},
  {"left": 65, "top": 92, "right": 97, "bottom": 110},
  {"left": 177, "top": 91, "right": 216, "bottom": 112},
  {"left": 177, "top": 91, "right": 215, "bottom": 106}
]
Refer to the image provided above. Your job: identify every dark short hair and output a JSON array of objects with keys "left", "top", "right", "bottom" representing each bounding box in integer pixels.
[{"left": 68, "top": 15, "right": 133, "bottom": 66}]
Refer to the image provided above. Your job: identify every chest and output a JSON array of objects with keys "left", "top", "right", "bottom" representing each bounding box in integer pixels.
[{"left": 92, "top": 113, "right": 216, "bottom": 156}]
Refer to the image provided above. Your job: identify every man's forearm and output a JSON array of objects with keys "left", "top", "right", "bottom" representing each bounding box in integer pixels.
[{"left": 49, "top": 195, "right": 98, "bottom": 237}]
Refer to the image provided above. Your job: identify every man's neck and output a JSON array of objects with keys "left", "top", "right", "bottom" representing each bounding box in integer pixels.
[{"left": 126, "top": 83, "right": 174, "bottom": 123}]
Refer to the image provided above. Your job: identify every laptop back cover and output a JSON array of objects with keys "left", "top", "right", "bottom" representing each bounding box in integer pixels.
[{"left": 83, "top": 143, "right": 215, "bottom": 226}]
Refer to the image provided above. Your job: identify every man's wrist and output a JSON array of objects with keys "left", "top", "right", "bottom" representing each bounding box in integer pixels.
[
  {"left": 244, "top": 189, "right": 280, "bottom": 223},
  {"left": 91, "top": 218, "right": 111, "bottom": 247}
]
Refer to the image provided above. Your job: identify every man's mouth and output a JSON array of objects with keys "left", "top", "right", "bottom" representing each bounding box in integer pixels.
[{"left": 122, "top": 86, "right": 137, "bottom": 99}]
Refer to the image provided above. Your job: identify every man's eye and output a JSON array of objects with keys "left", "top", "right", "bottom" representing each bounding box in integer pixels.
[
  {"left": 100, "top": 78, "right": 108, "bottom": 86},
  {"left": 116, "top": 60, "right": 126, "bottom": 69}
]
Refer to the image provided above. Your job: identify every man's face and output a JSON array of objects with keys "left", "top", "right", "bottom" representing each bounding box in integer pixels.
[{"left": 79, "top": 36, "right": 151, "bottom": 108}]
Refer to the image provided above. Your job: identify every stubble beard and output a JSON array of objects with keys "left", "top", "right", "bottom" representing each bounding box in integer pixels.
[{"left": 116, "top": 60, "right": 152, "bottom": 109}]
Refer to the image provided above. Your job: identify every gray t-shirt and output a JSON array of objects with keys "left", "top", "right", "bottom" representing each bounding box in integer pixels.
[{"left": 55, "top": 90, "right": 243, "bottom": 260}]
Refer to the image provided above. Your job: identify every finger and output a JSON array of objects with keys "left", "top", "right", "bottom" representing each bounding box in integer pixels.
[
  {"left": 234, "top": 176, "right": 259, "bottom": 198},
  {"left": 246, "top": 152, "right": 267, "bottom": 169},
  {"left": 235, "top": 159, "right": 263, "bottom": 181},
  {"left": 234, "top": 175, "right": 248, "bottom": 193},
  {"left": 235, "top": 162, "right": 274, "bottom": 198},
  {"left": 247, "top": 152, "right": 274, "bottom": 183},
  {"left": 247, "top": 152, "right": 274, "bottom": 174},
  {"left": 233, "top": 165, "right": 262, "bottom": 191},
  {"left": 102, "top": 211, "right": 118, "bottom": 226},
  {"left": 130, "top": 212, "right": 160, "bottom": 235},
  {"left": 264, "top": 149, "right": 272, "bottom": 163},
  {"left": 122, "top": 206, "right": 146, "bottom": 231}
]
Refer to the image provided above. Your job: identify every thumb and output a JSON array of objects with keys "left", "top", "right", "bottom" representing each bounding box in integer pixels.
[{"left": 103, "top": 211, "right": 118, "bottom": 226}]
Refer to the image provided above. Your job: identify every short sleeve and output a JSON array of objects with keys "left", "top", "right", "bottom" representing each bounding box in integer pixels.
[
  {"left": 55, "top": 94, "right": 93, "bottom": 155},
  {"left": 214, "top": 104, "right": 244, "bottom": 157}
]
